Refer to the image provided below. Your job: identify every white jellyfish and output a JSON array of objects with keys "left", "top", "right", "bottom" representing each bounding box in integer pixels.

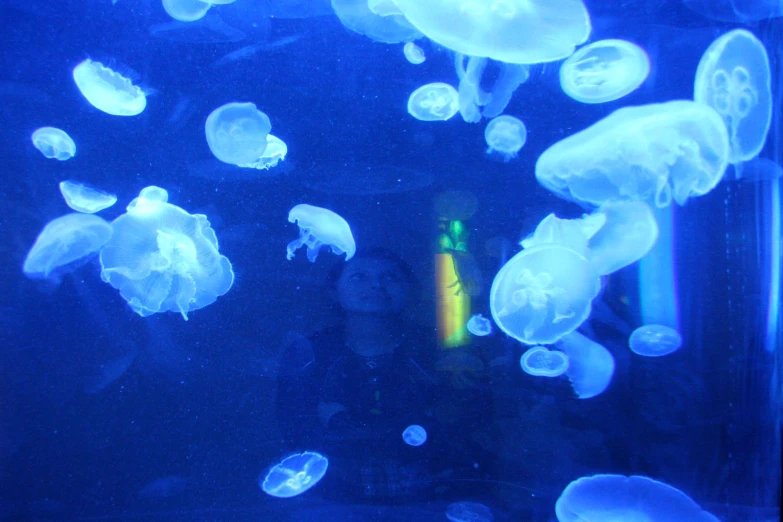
[
  {"left": 332, "top": 0, "right": 422, "bottom": 44},
  {"left": 629, "top": 324, "right": 683, "bottom": 357},
  {"left": 520, "top": 346, "right": 569, "bottom": 377},
  {"left": 456, "top": 55, "right": 530, "bottom": 122},
  {"left": 467, "top": 314, "right": 493, "bottom": 336},
  {"left": 246, "top": 134, "right": 287, "bottom": 170},
  {"left": 205, "top": 102, "right": 271, "bottom": 167},
  {"left": 260, "top": 451, "right": 329, "bottom": 498},
  {"left": 402, "top": 425, "right": 427, "bottom": 446},
  {"left": 403, "top": 42, "right": 426, "bottom": 64},
  {"left": 162, "top": 0, "right": 211, "bottom": 22},
  {"left": 407, "top": 82, "right": 459, "bottom": 121},
  {"left": 446, "top": 502, "right": 494, "bottom": 522},
  {"left": 286, "top": 204, "right": 356, "bottom": 262},
  {"left": 587, "top": 201, "right": 659, "bottom": 276},
  {"left": 31, "top": 127, "right": 76, "bottom": 160},
  {"left": 484, "top": 115, "right": 527, "bottom": 161},
  {"left": 59, "top": 181, "right": 118, "bottom": 214},
  {"left": 558, "top": 331, "right": 615, "bottom": 399},
  {"left": 72, "top": 59, "right": 147, "bottom": 116}
]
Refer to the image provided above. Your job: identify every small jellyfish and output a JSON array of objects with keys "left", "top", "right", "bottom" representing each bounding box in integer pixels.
[
  {"left": 520, "top": 346, "right": 569, "bottom": 377},
  {"left": 402, "top": 424, "right": 427, "bottom": 446},
  {"left": 467, "top": 314, "right": 492, "bottom": 336},
  {"left": 629, "top": 324, "right": 682, "bottom": 357},
  {"left": 446, "top": 501, "right": 494, "bottom": 522},
  {"left": 247, "top": 134, "right": 287, "bottom": 170},
  {"left": 407, "top": 82, "right": 460, "bottom": 122},
  {"left": 59, "top": 181, "right": 117, "bottom": 214},
  {"left": 484, "top": 115, "right": 527, "bottom": 161},
  {"left": 72, "top": 59, "right": 147, "bottom": 116},
  {"left": 260, "top": 451, "right": 328, "bottom": 498},
  {"left": 31, "top": 127, "right": 75, "bottom": 160},
  {"left": 205, "top": 102, "right": 271, "bottom": 167},
  {"left": 162, "top": 0, "right": 211, "bottom": 22},
  {"left": 404, "top": 41, "right": 426, "bottom": 64},
  {"left": 558, "top": 331, "right": 615, "bottom": 399},
  {"left": 286, "top": 204, "right": 356, "bottom": 262}
]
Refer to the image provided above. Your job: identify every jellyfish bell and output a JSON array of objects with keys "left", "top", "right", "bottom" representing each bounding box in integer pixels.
[
  {"left": 404, "top": 41, "right": 426, "bottom": 64},
  {"left": 205, "top": 102, "right": 271, "bottom": 166},
  {"left": 407, "top": 82, "right": 460, "bottom": 121},
  {"left": 260, "top": 451, "right": 329, "bottom": 498},
  {"left": 286, "top": 204, "right": 356, "bottom": 262},
  {"left": 629, "top": 324, "right": 683, "bottom": 357},
  {"left": 162, "top": 0, "right": 211, "bottom": 22},
  {"left": 246, "top": 134, "right": 287, "bottom": 170},
  {"left": 484, "top": 115, "right": 527, "bottom": 161},
  {"left": 31, "top": 127, "right": 75, "bottom": 160},
  {"left": 558, "top": 331, "right": 615, "bottom": 399},
  {"left": 59, "top": 181, "right": 117, "bottom": 214},
  {"left": 331, "top": 0, "right": 422, "bottom": 44},
  {"left": 402, "top": 425, "right": 427, "bottom": 446},
  {"left": 72, "top": 59, "right": 147, "bottom": 116},
  {"left": 446, "top": 501, "right": 494, "bottom": 522},
  {"left": 520, "top": 346, "right": 569, "bottom": 377},
  {"left": 467, "top": 314, "right": 493, "bottom": 336}
]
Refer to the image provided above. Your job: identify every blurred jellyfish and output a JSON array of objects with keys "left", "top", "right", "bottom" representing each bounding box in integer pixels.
[
  {"left": 205, "top": 102, "right": 271, "bottom": 167},
  {"left": 59, "top": 181, "right": 117, "bottom": 214},
  {"left": 407, "top": 83, "right": 460, "bottom": 121},
  {"left": 446, "top": 501, "right": 494, "bottom": 522},
  {"left": 247, "top": 134, "right": 287, "bottom": 170},
  {"left": 162, "top": 0, "right": 211, "bottom": 22},
  {"left": 367, "top": 0, "right": 401, "bottom": 16},
  {"left": 72, "top": 59, "right": 147, "bottom": 116},
  {"left": 484, "top": 115, "right": 527, "bottom": 161},
  {"left": 536, "top": 101, "right": 729, "bottom": 208},
  {"left": 555, "top": 474, "right": 720, "bottom": 522},
  {"left": 260, "top": 451, "right": 329, "bottom": 498},
  {"left": 734, "top": 156, "right": 783, "bottom": 181},
  {"left": 467, "top": 314, "right": 492, "bottom": 336},
  {"left": 629, "top": 324, "right": 683, "bottom": 357},
  {"left": 587, "top": 201, "right": 659, "bottom": 276},
  {"left": 434, "top": 190, "right": 479, "bottom": 221},
  {"left": 694, "top": 29, "right": 772, "bottom": 164},
  {"left": 286, "top": 204, "right": 356, "bottom": 262},
  {"left": 23, "top": 213, "right": 112, "bottom": 280},
  {"left": 560, "top": 39, "right": 650, "bottom": 104},
  {"left": 558, "top": 331, "right": 615, "bottom": 399},
  {"left": 31, "top": 127, "right": 75, "bottom": 160},
  {"left": 520, "top": 346, "right": 569, "bottom": 377},
  {"left": 404, "top": 41, "right": 425, "bottom": 64},
  {"left": 331, "top": 0, "right": 422, "bottom": 44},
  {"left": 455, "top": 55, "right": 530, "bottom": 122},
  {"left": 138, "top": 476, "right": 189, "bottom": 498},
  {"left": 402, "top": 425, "right": 427, "bottom": 446},
  {"left": 99, "top": 186, "right": 234, "bottom": 320}
]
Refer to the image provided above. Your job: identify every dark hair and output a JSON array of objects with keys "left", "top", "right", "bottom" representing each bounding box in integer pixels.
[{"left": 326, "top": 247, "right": 420, "bottom": 292}]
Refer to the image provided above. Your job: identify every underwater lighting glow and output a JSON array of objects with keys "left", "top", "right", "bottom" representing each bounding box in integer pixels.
[
  {"left": 639, "top": 204, "right": 680, "bottom": 330},
  {"left": 764, "top": 178, "right": 780, "bottom": 352}
]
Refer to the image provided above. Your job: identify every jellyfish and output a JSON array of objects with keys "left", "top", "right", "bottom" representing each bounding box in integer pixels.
[
  {"left": 467, "top": 314, "right": 492, "bottom": 336},
  {"left": 694, "top": 29, "right": 772, "bottom": 164},
  {"left": 99, "top": 186, "right": 235, "bottom": 320},
  {"left": 402, "top": 425, "right": 427, "bottom": 446},
  {"left": 286, "top": 204, "right": 356, "bottom": 262},
  {"left": 484, "top": 115, "right": 527, "bottom": 161},
  {"left": 555, "top": 474, "right": 720, "bottom": 522},
  {"left": 23, "top": 213, "right": 113, "bottom": 280},
  {"left": 446, "top": 501, "right": 494, "bottom": 522},
  {"left": 629, "top": 324, "right": 682, "bottom": 357},
  {"left": 246, "top": 134, "right": 287, "bottom": 170},
  {"left": 520, "top": 346, "right": 569, "bottom": 377},
  {"left": 684, "top": 0, "right": 783, "bottom": 23},
  {"left": 332, "top": 0, "right": 422, "bottom": 44},
  {"left": 31, "top": 127, "right": 75, "bottom": 160},
  {"left": 162, "top": 0, "right": 211, "bottom": 22},
  {"left": 558, "top": 331, "right": 615, "bottom": 399},
  {"left": 490, "top": 244, "right": 601, "bottom": 345},
  {"left": 520, "top": 213, "right": 605, "bottom": 257},
  {"left": 204, "top": 102, "right": 271, "bottom": 167},
  {"left": 560, "top": 39, "right": 650, "bottom": 104},
  {"left": 535, "top": 100, "right": 730, "bottom": 208},
  {"left": 260, "top": 451, "right": 328, "bottom": 498},
  {"left": 72, "top": 59, "right": 147, "bottom": 116},
  {"left": 455, "top": 55, "right": 530, "bottom": 122},
  {"left": 407, "top": 83, "right": 460, "bottom": 121},
  {"left": 434, "top": 190, "right": 479, "bottom": 221},
  {"left": 367, "top": 0, "right": 402, "bottom": 16},
  {"left": 404, "top": 41, "right": 425, "bottom": 64},
  {"left": 59, "top": 181, "right": 117, "bottom": 214},
  {"left": 587, "top": 201, "right": 659, "bottom": 276}
]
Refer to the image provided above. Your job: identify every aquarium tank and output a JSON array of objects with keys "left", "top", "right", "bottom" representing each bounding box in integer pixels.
[{"left": 1, "top": 0, "right": 781, "bottom": 521}]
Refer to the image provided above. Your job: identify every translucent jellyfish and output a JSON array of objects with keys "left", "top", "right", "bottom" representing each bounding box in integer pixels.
[
  {"left": 520, "top": 212, "right": 605, "bottom": 257},
  {"left": 31, "top": 127, "right": 75, "bottom": 160},
  {"left": 560, "top": 39, "right": 650, "bottom": 104},
  {"left": 23, "top": 213, "right": 113, "bottom": 280},
  {"left": 403, "top": 42, "right": 425, "bottom": 64},
  {"left": 734, "top": 156, "right": 783, "bottom": 181},
  {"left": 402, "top": 425, "right": 427, "bottom": 446},
  {"left": 331, "top": 0, "right": 422, "bottom": 44},
  {"left": 587, "top": 201, "right": 659, "bottom": 276},
  {"left": 467, "top": 314, "right": 492, "bottom": 336},
  {"left": 367, "top": 0, "right": 402, "bottom": 16},
  {"left": 535, "top": 101, "right": 730, "bottom": 208},
  {"left": 204, "top": 102, "right": 271, "bottom": 167},
  {"left": 391, "top": 0, "right": 591, "bottom": 64},
  {"left": 286, "top": 204, "right": 356, "bottom": 262},
  {"left": 260, "top": 451, "right": 329, "bottom": 498},
  {"left": 629, "top": 324, "right": 683, "bottom": 357},
  {"left": 694, "top": 29, "right": 772, "bottom": 164},
  {"left": 407, "top": 83, "right": 459, "bottom": 122},
  {"left": 162, "top": 0, "right": 211, "bottom": 22},
  {"left": 446, "top": 501, "right": 494, "bottom": 522},
  {"left": 72, "top": 59, "right": 146, "bottom": 116},
  {"left": 434, "top": 190, "right": 479, "bottom": 221},
  {"left": 555, "top": 474, "right": 721, "bottom": 522},
  {"left": 520, "top": 346, "right": 569, "bottom": 377},
  {"left": 59, "top": 181, "right": 117, "bottom": 214},
  {"left": 484, "top": 115, "right": 527, "bottom": 161},
  {"left": 99, "top": 186, "right": 235, "bottom": 320},
  {"left": 490, "top": 245, "right": 601, "bottom": 345},
  {"left": 558, "top": 331, "right": 615, "bottom": 399},
  {"left": 246, "top": 134, "right": 287, "bottom": 170},
  {"left": 455, "top": 55, "right": 530, "bottom": 122}
]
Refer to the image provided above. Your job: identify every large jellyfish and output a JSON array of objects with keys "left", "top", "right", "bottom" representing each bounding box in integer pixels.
[
  {"left": 99, "top": 186, "right": 234, "bottom": 320},
  {"left": 72, "top": 59, "right": 147, "bottom": 116},
  {"left": 331, "top": 0, "right": 422, "bottom": 44},
  {"left": 455, "top": 55, "right": 530, "bottom": 122},
  {"left": 629, "top": 324, "right": 683, "bottom": 357},
  {"left": 59, "top": 181, "right": 117, "bottom": 214},
  {"left": 560, "top": 39, "right": 651, "bottom": 104},
  {"left": 205, "top": 102, "right": 271, "bottom": 167},
  {"left": 535, "top": 101, "right": 730, "bottom": 208},
  {"left": 23, "top": 213, "right": 113, "bottom": 280},
  {"left": 587, "top": 201, "right": 659, "bottom": 276},
  {"left": 484, "top": 115, "right": 527, "bottom": 161},
  {"left": 162, "top": 0, "right": 211, "bottom": 22},
  {"left": 286, "top": 204, "right": 356, "bottom": 262},
  {"left": 31, "top": 127, "right": 75, "bottom": 160},
  {"left": 520, "top": 346, "right": 569, "bottom": 377},
  {"left": 557, "top": 331, "right": 615, "bottom": 399},
  {"left": 694, "top": 29, "right": 772, "bottom": 164},
  {"left": 407, "top": 83, "right": 460, "bottom": 121},
  {"left": 260, "top": 451, "right": 329, "bottom": 498}
]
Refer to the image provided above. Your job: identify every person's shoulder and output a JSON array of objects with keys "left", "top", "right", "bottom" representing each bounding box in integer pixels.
[{"left": 308, "top": 325, "right": 348, "bottom": 365}]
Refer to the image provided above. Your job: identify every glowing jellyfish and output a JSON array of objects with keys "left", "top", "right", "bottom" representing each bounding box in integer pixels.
[
  {"left": 260, "top": 451, "right": 329, "bottom": 498},
  {"left": 402, "top": 425, "right": 427, "bottom": 446},
  {"left": 560, "top": 39, "right": 650, "bottom": 104},
  {"left": 446, "top": 501, "right": 494, "bottom": 522},
  {"left": 490, "top": 245, "right": 601, "bottom": 345},
  {"left": 558, "top": 331, "right": 614, "bottom": 399},
  {"left": 407, "top": 83, "right": 460, "bottom": 121},
  {"left": 520, "top": 346, "right": 569, "bottom": 377},
  {"left": 368, "top": 0, "right": 401, "bottom": 16},
  {"left": 467, "top": 314, "right": 493, "bottom": 336},
  {"left": 59, "top": 181, "right": 117, "bottom": 214},
  {"left": 556, "top": 474, "right": 720, "bottom": 522},
  {"left": 629, "top": 324, "right": 682, "bottom": 357},
  {"left": 72, "top": 59, "right": 147, "bottom": 116},
  {"left": 162, "top": 0, "right": 211, "bottom": 22},
  {"left": 536, "top": 101, "right": 729, "bottom": 208},
  {"left": 694, "top": 29, "right": 772, "bottom": 164},
  {"left": 456, "top": 55, "right": 529, "bottom": 122},
  {"left": 588, "top": 201, "right": 659, "bottom": 275},
  {"left": 332, "top": 0, "right": 422, "bottom": 44},
  {"left": 23, "top": 213, "right": 112, "bottom": 280},
  {"left": 484, "top": 115, "right": 527, "bottom": 161},
  {"left": 520, "top": 213, "right": 604, "bottom": 257},
  {"left": 99, "top": 186, "right": 234, "bottom": 320},
  {"left": 205, "top": 102, "right": 271, "bottom": 167},
  {"left": 286, "top": 204, "right": 356, "bottom": 262},
  {"left": 31, "top": 127, "right": 75, "bottom": 160},
  {"left": 247, "top": 134, "right": 287, "bottom": 170},
  {"left": 404, "top": 42, "right": 426, "bottom": 64}
]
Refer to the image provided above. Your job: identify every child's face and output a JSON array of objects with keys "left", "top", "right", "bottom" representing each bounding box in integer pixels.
[{"left": 337, "top": 258, "right": 410, "bottom": 315}]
